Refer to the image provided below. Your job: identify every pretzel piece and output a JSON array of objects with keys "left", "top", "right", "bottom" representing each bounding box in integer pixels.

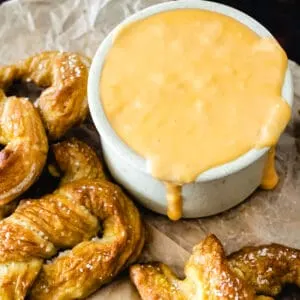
[
  {"left": 228, "top": 242, "right": 300, "bottom": 296},
  {"left": 0, "top": 92, "right": 48, "bottom": 209},
  {"left": 0, "top": 139, "right": 145, "bottom": 300},
  {"left": 130, "top": 234, "right": 300, "bottom": 299},
  {"left": 0, "top": 51, "right": 90, "bottom": 140}
]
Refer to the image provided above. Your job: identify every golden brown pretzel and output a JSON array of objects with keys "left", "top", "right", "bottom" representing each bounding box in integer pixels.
[
  {"left": 130, "top": 234, "right": 300, "bottom": 299},
  {"left": 0, "top": 51, "right": 90, "bottom": 140},
  {"left": 0, "top": 91, "right": 48, "bottom": 211},
  {"left": 0, "top": 138, "right": 145, "bottom": 300}
]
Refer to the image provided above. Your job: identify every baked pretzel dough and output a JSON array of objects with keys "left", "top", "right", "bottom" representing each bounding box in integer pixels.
[
  {"left": 0, "top": 91, "right": 48, "bottom": 210},
  {"left": 0, "top": 139, "right": 145, "bottom": 300},
  {"left": 130, "top": 234, "right": 300, "bottom": 299},
  {"left": 0, "top": 51, "right": 90, "bottom": 140}
]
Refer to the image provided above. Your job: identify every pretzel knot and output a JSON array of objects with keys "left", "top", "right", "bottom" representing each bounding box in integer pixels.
[
  {"left": 0, "top": 139, "right": 145, "bottom": 300},
  {"left": 0, "top": 92, "right": 48, "bottom": 211},
  {"left": 130, "top": 234, "right": 300, "bottom": 300},
  {"left": 0, "top": 51, "right": 90, "bottom": 140}
]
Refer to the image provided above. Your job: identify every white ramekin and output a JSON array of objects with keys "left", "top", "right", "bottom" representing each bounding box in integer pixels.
[{"left": 88, "top": 0, "right": 294, "bottom": 218}]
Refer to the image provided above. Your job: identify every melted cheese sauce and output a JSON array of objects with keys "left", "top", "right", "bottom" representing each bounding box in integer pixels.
[{"left": 100, "top": 10, "right": 291, "bottom": 220}]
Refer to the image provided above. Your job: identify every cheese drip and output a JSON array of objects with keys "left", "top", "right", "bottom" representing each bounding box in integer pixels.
[{"left": 260, "top": 147, "right": 279, "bottom": 190}]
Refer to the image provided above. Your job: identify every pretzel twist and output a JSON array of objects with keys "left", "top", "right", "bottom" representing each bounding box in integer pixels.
[
  {"left": 0, "top": 51, "right": 90, "bottom": 210},
  {"left": 0, "top": 51, "right": 90, "bottom": 140},
  {"left": 130, "top": 234, "right": 300, "bottom": 299},
  {"left": 0, "top": 139, "right": 145, "bottom": 300}
]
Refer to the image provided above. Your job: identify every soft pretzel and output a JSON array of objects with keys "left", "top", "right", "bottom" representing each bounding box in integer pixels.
[
  {"left": 0, "top": 138, "right": 145, "bottom": 300},
  {"left": 130, "top": 234, "right": 300, "bottom": 299},
  {"left": 0, "top": 91, "right": 48, "bottom": 211},
  {"left": 0, "top": 51, "right": 90, "bottom": 140}
]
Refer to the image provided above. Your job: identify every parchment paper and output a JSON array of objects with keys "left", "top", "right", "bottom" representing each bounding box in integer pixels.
[{"left": 0, "top": 0, "right": 299, "bottom": 299}]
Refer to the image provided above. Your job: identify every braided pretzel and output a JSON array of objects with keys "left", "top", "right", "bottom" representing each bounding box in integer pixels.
[
  {"left": 0, "top": 51, "right": 90, "bottom": 140},
  {"left": 130, "top": 234, "right": 300, "bottom": 299},
  {"left": 0, "top": 91, "right": 48, "bottom": 212},
  {"left": 0, "top": 139, "right": 145, "bottom": 300}
]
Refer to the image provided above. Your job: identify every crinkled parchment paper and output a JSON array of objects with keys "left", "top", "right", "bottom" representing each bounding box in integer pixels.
[{"left": 0, "top": 0, "right": 299, "bottom": 299}]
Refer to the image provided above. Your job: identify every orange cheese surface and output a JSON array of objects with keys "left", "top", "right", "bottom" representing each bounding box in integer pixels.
[{"left": 100, "top": 9, "right": 290, "bottom": 220}]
